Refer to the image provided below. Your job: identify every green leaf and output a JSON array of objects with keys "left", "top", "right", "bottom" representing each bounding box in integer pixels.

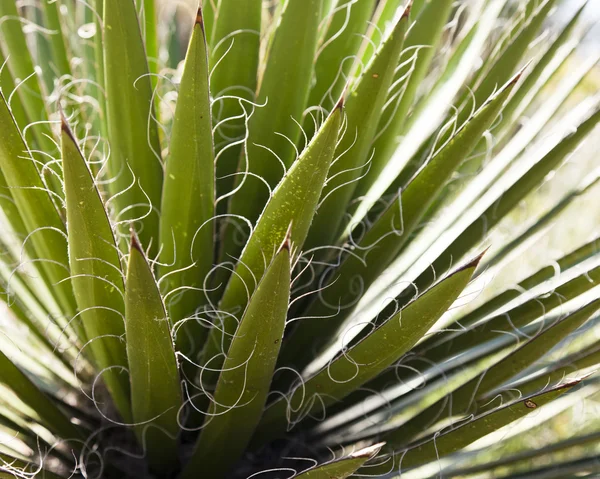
[
  {"left": 125, "top": 235, "right": 182, "bottom": 474},
  {"left": 201, "top": 103, "right": 343, "bottom": 386},
  {"left": 0, "top": 93, "right": 78, "bottom": 329},
  {"left": 182, "top": 240, "right": 291, "bottom": 478},
  {"left": 518, "top": 343, "right": 600, "bottom": 397},
  {"left": 304, "top": 7, "right": 409, "bottom": 250},
  {"left": 479, "top": 169, "right": 600, "bottom": 274},
  {"left": 142, "top": 0, "right": 158, "bottom": 82},
  {"left": 202, "top": 0, "right": 218, "bottom": 46},
  {"left": 0, "top": 348, "right": 83, "bottom": 443},
  {"left": 498, "top": 2, "right": 586, "bottom": 135},
  {"left": 159, "top": 12, "right": 215, "bottom": 357},
  {"left": 354, "top": 0, "right": 455, "bottom": 198},
  {"left": 61, "top": 120, "right": 131, "bottom": 422},
  {"left": 103, "top": 0, "right": 163, "bottom": 250},
  {"left": 0, "top": 47, "right": 28, "bottom": 132},
  {"left": 0, "top": 1, "right": 56, "bottom": 157},
  {"left": 294, "top": 443, "right": 383, "bottom": 478},
  {"left": 469, "top": 0, "right": 558, "bottom": 113},
  {"left": 446, "top": 430, "right": 600, "bottom": 478},
  {"left": 284, "top": 73, "right": 518, "bottom": 369},
  {"left": 39, "top": 0, "right": 72, "bottom": 78},
  {"left": 255, "top": 257, "right": 478, "bottom": 443},
  {"left": 221, "top": 0, "right": 323, "bottom": 254},
  {"left": 210, "top": 0, "right": 261, "bottom": 201},
  {"left": 305, "top": 0, "right": 376, "bottom": 120},
  {"left": 474, "top": 299, "right": 600, "bottom": 402}
]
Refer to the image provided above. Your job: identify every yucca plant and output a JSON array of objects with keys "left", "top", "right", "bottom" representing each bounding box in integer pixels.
[{"left": 0, "top": 0, "right": 599, "bottom": 477}]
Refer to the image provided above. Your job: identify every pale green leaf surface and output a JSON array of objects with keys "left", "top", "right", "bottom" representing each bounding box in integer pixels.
[
  {"left": 159, "top": 14, "right": 215, "bottom": 357},
  {"left": 126, "top": 236, "right": 182, "bottom": 473}
]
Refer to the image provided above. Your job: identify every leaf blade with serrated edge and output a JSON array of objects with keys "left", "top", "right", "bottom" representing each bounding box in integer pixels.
[
  {"left": 295, "top": 443, "right": 384, "bottom": 479},
  {"left": 201, "top": 104, "right": 343, "bottom": 387},
  {"left": 254, "top": 256, "right": 479, "bottom": 443},
  {"left": 126, "top": 235, "right": 182, "bottom": 473},
  {"left": 103, "top": 0, "right": 163, "bottom": 250},
  {"left": 159, "top": 10, "right": 215, "bottom": 358},
  {"left": 62, "top": 120, "right": 132, "bottom": 422},
  {"left": 182, "top": 240, "right": 291, "bottom": 478}
]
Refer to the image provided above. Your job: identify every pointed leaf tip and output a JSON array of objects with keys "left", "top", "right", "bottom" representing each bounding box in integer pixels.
[
  {"left": 130, "top": 230, "right": 143, "bottom": 253},
  {"left": 196, "top": 6, "right": 204, "bottom": 27},
  {"left": 511, "top": 61, "right": 532, "bottom": 84},
  {"left": 335, "top": 94, "right": 345, "bottom": 111},
  {"left": 459, "top": 248, "right": 488, "bottom": 272},
  {"left": 278, "top": 223, "right": 293, "bottom": 253},
  {"left": 403, "top": 1, "right": 412, "bottom": 18},
  {"left": 60, "top": 113, "right": 77, "bottom": 144}
]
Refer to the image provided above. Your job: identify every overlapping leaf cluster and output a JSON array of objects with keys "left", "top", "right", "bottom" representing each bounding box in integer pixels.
[{"left": 0, "top": 0, "right": 598, "bottom": 478}]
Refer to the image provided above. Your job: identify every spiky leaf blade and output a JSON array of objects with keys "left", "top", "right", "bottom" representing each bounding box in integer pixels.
[
  {"left": 201, "top": 104, "right": 343, "bottom": 385},
  {"left": 295, "top": 443, "right": 383, "bottom": 478},
  {"left": 210, "top": 0, "right": 262, "bottom": 200},
  {"left": 125, "top": 236, "right": 182, "bottom": 473},
  {"left": 183, "top": 241, "right": 291, "bottom": 478},
  {"left": 0, "top": 349, "right": 83, "bottom": 442},
  {"left": 284, "top": 72, "right": 518, "bottom": 368},
  {"left": 221, "top": 0, "right": 324, "bottom": 255},
  {"left": 159, "top": 10, "right": 215, "bottom": 357},
  {"left": 0, "top": 94, "right": 77, "bottom": 327},
  {"left": 62, "top": 120, "right": 132, "bottom": 422}
]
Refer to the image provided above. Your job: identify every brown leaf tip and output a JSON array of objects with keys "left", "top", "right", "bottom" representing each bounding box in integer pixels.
[
  {"left": 510, "top": 61, "right": 532, "bottom": 85},
  {"left": 60, "top": 112, "right": 77, "bottom": 144},
  {"left": 130, "top": 230, "right": 144, "bottom": 254},
  {"left": 402, "top": 0, "right": 412, "bottom": 18},
  {"left": 335, "top": 94, "right": 345, "bottom": 111},
  {"left": 196, "top": 6, "right": 204, "bottom": 29},
  {"left": 458, "top": 246, "right": 489, "bottom": 273},
  {"left": 278, "top": 222, "right": 293, "bottom": 253}
]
